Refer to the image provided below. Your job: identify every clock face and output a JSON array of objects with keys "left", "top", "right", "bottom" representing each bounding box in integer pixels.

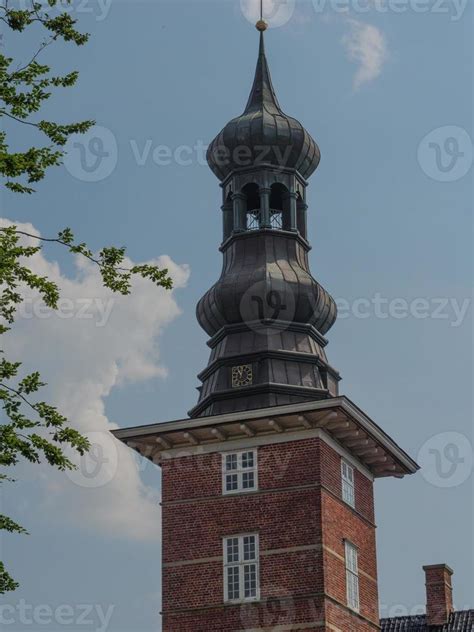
[{"left": 231, "top": 364, "right": 253, "bottom": 388}]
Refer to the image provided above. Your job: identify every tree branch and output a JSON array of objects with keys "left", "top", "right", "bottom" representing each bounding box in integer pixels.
[
  {"left": 0, "top": 111, "right": 39, "bottom": 127},
  {"left": 12, "top": 36, "right": 57, "bottom": 77},
  {"left": 0, "top": 382, "right": 39, "bottom": 415},
  {"left": 1, "top": 228, "right": 153, "bottom": 275}
]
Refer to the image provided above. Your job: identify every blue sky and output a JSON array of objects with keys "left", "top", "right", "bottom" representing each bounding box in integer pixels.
[{"left": 1, "top": 0, "right": 473, "bottom": 630}]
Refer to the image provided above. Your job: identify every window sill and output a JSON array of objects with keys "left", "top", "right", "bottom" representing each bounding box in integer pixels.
[
  {"left": 222, "top": 488, "right": 259, "bottom": 496},
  {"left": 224, "top": 597, "right": 261, "bottom": 606},
  {"left": 347, "top": 604, "right": 360, "bottom": 614}
]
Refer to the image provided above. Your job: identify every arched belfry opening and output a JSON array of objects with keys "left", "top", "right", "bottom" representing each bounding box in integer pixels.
[
  {"left": 270, "top": 183, "right": 289, "bottom": 230},
  {"left": 242, "top": 182, "right": 260, "bottom": 230}
]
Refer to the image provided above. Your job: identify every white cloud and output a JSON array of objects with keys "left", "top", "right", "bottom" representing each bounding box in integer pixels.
[
  {"left": 342, "top": 19, "right": 388, "bottom": 90},
  {"left": 1, "top": 218, "right": 190, "bottom": 541}
]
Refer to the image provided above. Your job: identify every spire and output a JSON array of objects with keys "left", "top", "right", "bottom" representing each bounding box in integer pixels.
[
  {"left": 206, "top": 17, "right": 321, "bottom": 181},
  {"left": 194, "top": 15, "right": 333, "bottom": 418},
  {"left": 244, "top": 30, "right": 281, "bottom": 114}
]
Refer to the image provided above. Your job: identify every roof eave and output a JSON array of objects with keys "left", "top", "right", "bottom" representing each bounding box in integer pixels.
[{"left": 111, "top": 396, "right": 419, "bottom": 478}]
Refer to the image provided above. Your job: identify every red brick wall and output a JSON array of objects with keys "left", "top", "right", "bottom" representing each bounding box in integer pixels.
[
  {"left": 321, "top": 491, "right": 379, "bottom": 625},
  {"left": 163, "top": 597, "right": 325, "bottom": 632},
  {"left": 161, "top": 433, "right": 379, "bottom": 631},
  {"left": 161, "top": 451, "right": 221, "bottom": 503},
  {"left": 163, "top": 488, "right": 320, "bottom": 563}
]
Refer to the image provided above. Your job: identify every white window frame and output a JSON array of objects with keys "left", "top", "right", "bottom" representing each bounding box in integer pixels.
[
  {"left": 223, "top": 534, "right": 260, "bottom": 603},
  {"left": 341, "top": 459, "right": 355, "bottom": 508},
  {"left": 222, "top": 449, "right": 258, "bottom": 495},
  {"left": 345, "top": 540, "right": 360, "bottom": 612}
]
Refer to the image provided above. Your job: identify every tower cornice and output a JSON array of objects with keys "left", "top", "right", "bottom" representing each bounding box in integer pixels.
[{"left": 111, "top": 396, "right": 420, "bottom": 480}]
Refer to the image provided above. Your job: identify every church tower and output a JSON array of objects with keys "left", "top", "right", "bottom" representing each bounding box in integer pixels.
[{"left": 113, "top": 22, "right": 418, "bottom": 632}]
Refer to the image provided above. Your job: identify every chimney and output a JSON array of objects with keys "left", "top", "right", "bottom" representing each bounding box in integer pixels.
[{"left": 423, "top": 564, "right": 454, "bottom": 626}]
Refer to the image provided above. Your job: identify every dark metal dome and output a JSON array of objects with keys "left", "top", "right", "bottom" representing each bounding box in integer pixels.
[
  {"left": 196, "top": 232, "right": 337, "bottom": 338},
  {"left": 206, "top": 33, "right": 321, "bottom": 182}
]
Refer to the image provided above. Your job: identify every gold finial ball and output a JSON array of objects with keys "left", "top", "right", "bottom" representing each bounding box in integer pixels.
[{"left": 256, "top": 19, "right": 268, "bottom": 32}]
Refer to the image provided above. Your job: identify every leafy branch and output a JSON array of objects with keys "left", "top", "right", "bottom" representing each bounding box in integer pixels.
[{"left": 0, "top": 0, "right": 94, "bottom": 193}]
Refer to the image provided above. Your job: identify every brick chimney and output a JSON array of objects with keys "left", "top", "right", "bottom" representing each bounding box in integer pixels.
[{"left": 423, "top": 564, "right": 454, "bottom": 626}]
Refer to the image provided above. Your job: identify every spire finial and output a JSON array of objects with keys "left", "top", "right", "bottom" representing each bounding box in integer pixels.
[{"left": 256, "top": 0, "right": 268, "bottom": 31}]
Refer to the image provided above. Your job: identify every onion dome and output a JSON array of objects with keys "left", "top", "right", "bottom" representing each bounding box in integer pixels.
[
  {"left": 206, "top": 33, "right": 321, "bottom": 181},
  {"left": 196, "top": 233, "right": 337, "bottom": 338}
]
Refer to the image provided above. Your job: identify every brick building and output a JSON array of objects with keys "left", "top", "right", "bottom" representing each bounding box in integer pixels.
[{"left": 113, "top": 21, "right": 472, "bottom": 632}]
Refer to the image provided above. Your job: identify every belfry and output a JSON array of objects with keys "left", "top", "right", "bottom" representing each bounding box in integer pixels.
[
  {"left": 190, "top": 26, "right": 339, "bottom": 419},
  {"left": 113, "top": 22, "right": 421, "bottom": 632}
]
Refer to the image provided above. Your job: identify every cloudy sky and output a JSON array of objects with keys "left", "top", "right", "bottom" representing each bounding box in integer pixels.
[{"left": 1, "top": 0, "right": 472, "bottom": 630}]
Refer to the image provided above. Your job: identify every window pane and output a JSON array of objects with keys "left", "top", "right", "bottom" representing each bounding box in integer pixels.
[
  {"left": 342, "top": 461, "right": 354, "bottom": 484},
  {"left": 345, "top": 542, "right": 358, "bottom": 573},
  {"left": 227, "top": 566, "right": 240, "bottom": 600},
  {"left": 242, "top": 471, "right": 255, "bottom": 489},
  {"left": 243, "top": 535, "right": 256, "bottom": 561},
  {"left": 241, "top": 451, "right": 254, "bottom": 469},
  {"left": 226, "top": 454, "right": 238, "bottom": 471},
  {"left": 347, "top": 571, "right": 359, "bottom": 610},
  {"left": 226, "top": 538, "right": 239, "bottom": 563},
  {"left": 342, "top": 479, "right": 355, "bottom": 507},
  {"left": 347, "top": 465, "right": 354, "bottom": 483},
  {"left": 244, "top": 564, "right": 257, "bottom": 598},
  {"left": 226, "top": 473, "right": 239, "bottom": 492}
]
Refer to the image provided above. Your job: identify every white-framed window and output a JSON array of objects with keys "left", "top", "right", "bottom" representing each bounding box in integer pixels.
[
  {"left": 345, "top": 540, "right": 360, "bottom": 612},
  {"left": 222, "top": 449, "right": 258, "bottom": 494},
  {"left": 223, "top": 534, "right": 260, "bottom": 603},
  {"left": 341, "top": 460, "right": 355, "bottom": 508}
]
